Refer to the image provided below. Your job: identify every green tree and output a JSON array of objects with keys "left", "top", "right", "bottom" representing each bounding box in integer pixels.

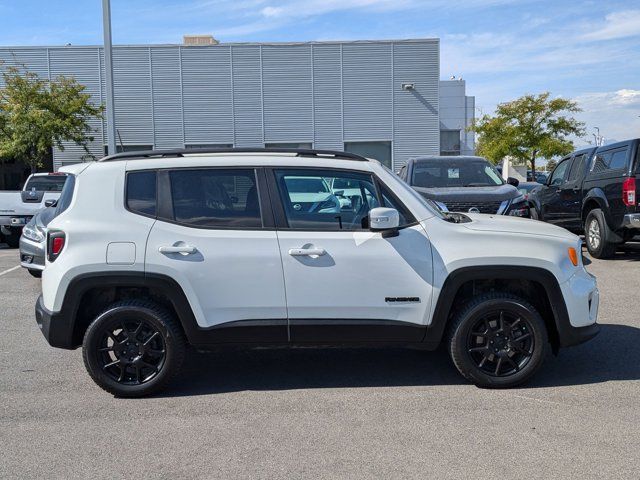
[
  {"left": 0, "top": 63, "right": 103, "bottom": 173},
  {"left": 545, "top": 158, "right": 557, "bottom": 172},
  {"left": 471, "top": 92, "right": 584, "bottom": 175}
]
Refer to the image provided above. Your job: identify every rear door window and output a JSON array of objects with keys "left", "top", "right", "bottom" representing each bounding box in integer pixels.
[
  {"left": 568, "top": 154, "right": 587, "bottom": 182},
  {"left": 169, "top": 169, "right": 262, "bottom": 229},
  {"left": 126, "top": 171, "right": 157, "bottom": 217}
]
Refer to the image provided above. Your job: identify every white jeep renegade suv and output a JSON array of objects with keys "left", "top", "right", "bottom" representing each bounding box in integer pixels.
[{"left": 35, "top": 148, "right": 599, "bottom": 397}]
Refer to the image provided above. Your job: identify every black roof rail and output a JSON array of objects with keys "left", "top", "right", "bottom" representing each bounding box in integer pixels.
[{"left": 99, "top": 147, "right": 369, "bottom": 162}]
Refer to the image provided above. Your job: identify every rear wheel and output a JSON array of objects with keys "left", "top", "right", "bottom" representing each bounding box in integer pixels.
[
  {"left": 585, "top": 209, "right": 616, "bottom": 259},
  {"left": 82, "top": 300, "right": 186, "bottom": 397},
  {"left": 529, "top": 205, "right": 540, "bottom": 220},
  {"left": 447, "top": 293, "right": 548, "bottom": 388}
]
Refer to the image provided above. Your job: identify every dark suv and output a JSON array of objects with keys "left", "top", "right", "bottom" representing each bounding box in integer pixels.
[
  {"left": 529, "top": 138, "right": 640, "bottom": 258},
  {"left": 398, "top": 156, "right": 529, "bottom": 217}
]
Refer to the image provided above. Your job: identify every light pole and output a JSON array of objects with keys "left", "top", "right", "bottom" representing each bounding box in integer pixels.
[{"left": 102, "top": 0, "right": 117, "bottom": 155}]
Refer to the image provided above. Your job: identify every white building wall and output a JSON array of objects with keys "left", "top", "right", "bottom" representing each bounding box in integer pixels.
[
  {"left": 0, "top": 40, "right": 473, "bottom": 171},
  {"left": 439, "top": 80, "right": 475, "bottom": 156}
]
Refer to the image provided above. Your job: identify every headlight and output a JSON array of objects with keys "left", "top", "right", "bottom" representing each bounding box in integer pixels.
[{"left": 22, "top": 224, "right": 45, "bottom": 242}]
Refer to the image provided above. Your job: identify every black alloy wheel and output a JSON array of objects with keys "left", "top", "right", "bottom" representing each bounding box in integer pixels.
[
  {"left": 448, "top": 293, "right": 548, "bottom": 388},
  {"left": 466, "top": 310, "right": 534, "bottom": 377},
  {"left": 97, "top": 318, "right": 167, "bottom": 385},
  {"left": 83, "top": 300, "right": 186, "bottom": 397}
]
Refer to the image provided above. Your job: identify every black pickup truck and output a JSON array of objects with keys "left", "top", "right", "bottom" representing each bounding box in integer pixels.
[{"left": 529, "top": 138, "right": 640, "bottom": 258}]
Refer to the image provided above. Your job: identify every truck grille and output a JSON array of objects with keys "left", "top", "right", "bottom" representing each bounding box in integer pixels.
[{"left": 443, "top": 201, "right": 504, "bottom": 214}]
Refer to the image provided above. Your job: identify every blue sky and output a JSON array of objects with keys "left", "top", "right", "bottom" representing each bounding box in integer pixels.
[{"left": 1, "top": 0, "right": 639, "bottom": 146}]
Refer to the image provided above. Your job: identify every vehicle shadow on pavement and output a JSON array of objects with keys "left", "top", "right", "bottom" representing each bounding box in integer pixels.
[{"left": 159, "top": 324, "right": 640, "bottom": 396}]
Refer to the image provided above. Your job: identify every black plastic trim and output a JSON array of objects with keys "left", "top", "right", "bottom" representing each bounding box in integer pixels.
[
  {"left": 423, "top": 265, "right": 599, "bottom": 349},
  {"left": 289, "top": 319, "right": 426, "bottom": 343}
]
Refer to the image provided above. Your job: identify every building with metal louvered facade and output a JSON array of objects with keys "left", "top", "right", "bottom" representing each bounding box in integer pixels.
[{"left": 0, "top": 39, "right": 474, "bottom": 174}]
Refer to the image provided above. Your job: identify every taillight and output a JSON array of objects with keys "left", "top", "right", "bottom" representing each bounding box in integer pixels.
[
  {"left": 48, "top": 231, "right": 66, "bottom": 262},
  {"left": 622, "top": 177, "right": 636, "bottom": 207}
]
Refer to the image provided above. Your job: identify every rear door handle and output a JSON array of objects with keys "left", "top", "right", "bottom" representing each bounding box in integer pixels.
[
  {"left": 159, "top": 245, "right": 197, "bottom": 255},
  {"left": 288, "top": 247, "right": 326, "bottom": 256}
]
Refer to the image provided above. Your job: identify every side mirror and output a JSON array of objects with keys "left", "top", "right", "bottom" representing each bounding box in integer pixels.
[
  {"left": 333, "top": 190, "right": 345, "bottom": 197},
  {"left": 369, "top": 207, "right": 400, "bottom": 237},
  {"left": 506, "top": 177, "right": 520, "bottom": 187},
  {"left": 44, "top": 199, "right": 57, "bottom": 208}
]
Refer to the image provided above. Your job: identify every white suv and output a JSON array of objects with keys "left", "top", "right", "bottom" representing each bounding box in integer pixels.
[{"left": 35, "top": 148, "right": 600, "bottom": 397}]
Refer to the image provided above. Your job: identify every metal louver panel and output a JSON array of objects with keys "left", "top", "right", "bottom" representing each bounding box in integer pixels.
[
  {"left": 49, "top": 48, "right": 104, "bottom": 167},
  {"left": 181, "top": 46, "right": 234, "bottom": 145},
  {"left": 342, "top": 43, "right": 392, "bottom": 141},
  {"left": 312, "top": 44, "right": 343, "bottom": 150},
  {"left": 0, "top": 48, "right": 49, "bottom": 84},
  {"left": 231, "top": 45, "right": 263, "bottom": 147},
  {"left": 393, "top": 41, "right": 440, "bottom": 169},
  {"left": 262, "top": 44, "right": 313, "bottom": 143},
  {"left": 112, "top": 47, "right": 153, "bottom": 145},
  {"left": 150, "top": 47, "right": 183, "bottom": 149}
]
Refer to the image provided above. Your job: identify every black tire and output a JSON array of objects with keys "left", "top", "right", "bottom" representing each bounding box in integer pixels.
[
  {"left": 584, "top": 208, "right": 616, "bottom": 259},
  {"left": 447, "top": 292, "right": 548, "bottom": 388},
  {"left": 82, "top": 300, "right": 186, "bottom": 397},
  {"left": 28, "top": 269, "right": 42, "bottom": 278}
]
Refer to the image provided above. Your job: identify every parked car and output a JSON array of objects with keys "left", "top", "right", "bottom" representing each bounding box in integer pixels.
[
  {"left": 398, "top": 156, "right": 530, "bottom": 217},
  {"left": 517, "top": 182, "right": 543, "bottom": 201},
  {"left": 527, "top": 170, "right": 549, "bottom": 183},
  {"left": 529, "top": 139, "right": 640, "bottom": 258},
  {"left": 36, "top": 148, "right": 598, "bottom": 397},
  {"left": 20, "top": 206, "right": 58, "bottom": 277},
  {"left": 0, "top": 172, "right": 69, "bottom": 247}
]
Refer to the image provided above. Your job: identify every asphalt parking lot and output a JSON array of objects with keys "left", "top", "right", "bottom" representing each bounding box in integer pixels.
[{"left": 1, "top": 244, "right": 640, "bottom": 479}]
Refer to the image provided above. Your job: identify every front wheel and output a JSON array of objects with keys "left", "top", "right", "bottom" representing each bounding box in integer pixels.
[
  {"left": 82, "top": 300, "right": 186, "bottom": 397},
  {"left": 585, "top": 209, "right": 616, "bottom": 259},
  {"left": 447, "top": 293, "right": 548, "bottom": 388}
]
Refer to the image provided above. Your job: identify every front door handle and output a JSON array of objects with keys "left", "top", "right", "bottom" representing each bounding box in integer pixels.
[
  {"left": 159, "top": 245, "right": 197, "bottom": 255},
  {"left": 288, "top": 247, "right": 326, "bottom": 257}
]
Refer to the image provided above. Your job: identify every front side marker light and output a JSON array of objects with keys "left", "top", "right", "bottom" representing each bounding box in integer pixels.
[{"left": 568, "top": 247, "right": 579, "bottom": 266}]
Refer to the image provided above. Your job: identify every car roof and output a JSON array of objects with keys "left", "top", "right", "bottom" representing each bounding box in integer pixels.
[{"left": 595, "top": 138, "right": 640, "bottom": 153}]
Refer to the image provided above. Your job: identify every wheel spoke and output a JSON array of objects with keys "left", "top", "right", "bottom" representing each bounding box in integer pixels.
[
  {"left": 478, "top": 356, "right": 488, "bottom": 368},
  {"left": 98, "top": 346, "right": 114, "bottom": 352},
  {"left": 139, "top": 360, "right": 158, "bottom": 372},
  {"left": 133, "top": 321, "right": 144, "bottom": 339},
  {"left": 494, "top": 357, "right": 503, "bottom": 376},
  {"left": 504, "top": 356, "right": 520, "bottom": 372},
  {"left": 513, "top": 332, "right": 532, "bottom": 343},
  {"left": 143, "top": 331, "right": 160, "bottom": 346},
  {"left": 103, "top": 359, "right": 120, "bottom": 370},
  {"left": 511, "top": 317, "right": 522, "bottom": 329},
  {"left": 498, "top": 311, "right": 505, "bottom": 332},
  {"left": 135, "top": 365, "right": 142, "bottom": 384},
  {"left": 468, "top": 346, "right": 488, "bottom": 353},
  {"left": 147, "top": 348, "right": 165, "bottom": 356}
]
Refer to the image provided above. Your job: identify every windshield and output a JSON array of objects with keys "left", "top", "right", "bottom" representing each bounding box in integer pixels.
[
  {"left": 412, "top": 160, "right": 503, "bottom": 188},
  {"left": 24, "top": 175, "right": 68, "bottom": 192}
]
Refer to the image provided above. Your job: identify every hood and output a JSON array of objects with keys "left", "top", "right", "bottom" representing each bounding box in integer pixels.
[
  {"left": 412, "top": 183, "right": 520, "bottom": 202},
  {"left": 463, "top": 213, "right": 577, "bottom": 240}
]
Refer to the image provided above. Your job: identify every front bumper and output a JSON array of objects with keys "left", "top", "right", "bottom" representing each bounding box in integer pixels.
[
  {"left": 35, "top": 295, "right": 76, "bottom": 349},
  {"left": 622, "top": 213, "right": 640, "bottom": 229},
  {"left": 557, "top": 267, "right": 600, "bottom": 347},
  {"left": 19, "top": 235, "right": 46, "bottom": 271}
]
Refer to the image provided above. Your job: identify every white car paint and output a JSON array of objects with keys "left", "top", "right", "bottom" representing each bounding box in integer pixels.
[{"left": 41, "top": 152, "right": 598, "bottom": 334}]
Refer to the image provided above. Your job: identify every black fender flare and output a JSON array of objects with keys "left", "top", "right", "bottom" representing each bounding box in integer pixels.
[
  {"left": 582, "top": 188, "right": 609, "bottom": 221},
  {"left": 57, "top": 271, "right": 201, "bottom": 348},
  {"left": 423, "top": 266, "right": 581, "bottom": 349}
]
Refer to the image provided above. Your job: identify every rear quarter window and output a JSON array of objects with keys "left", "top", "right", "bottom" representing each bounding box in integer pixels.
[
  {"left": 126, "top": 171, "right": 157, "bottom": 217},
  {"left": 53, "top": 175, "right": 76, "bottom": 216}
]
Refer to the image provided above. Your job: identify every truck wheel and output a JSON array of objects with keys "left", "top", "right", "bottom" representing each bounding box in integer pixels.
[
  {"left": 447, "top": 293, "right": 548, "bottom": 388},
  {"left": 585, "top": 209, "right": 616, "bottom": 259},
  {"left": 529, "top": 205, "right": 540, "bottom": 220},
  {"left": 82, "top": 300, "right": 186, "bottom": 397}
]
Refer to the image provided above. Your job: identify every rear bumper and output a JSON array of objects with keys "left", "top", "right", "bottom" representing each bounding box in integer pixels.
[
  {"left": 19, "top": 236, "right": 45, "bottom": 271},
  {"left": 0, "top": 216, "right": 32, "bottom": 227},
  {"left": 35, "top": 294, "right": 76, "bottom": 349},
  {"left": 622, "top": 213, "right": 640, "bottom": 229}
]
